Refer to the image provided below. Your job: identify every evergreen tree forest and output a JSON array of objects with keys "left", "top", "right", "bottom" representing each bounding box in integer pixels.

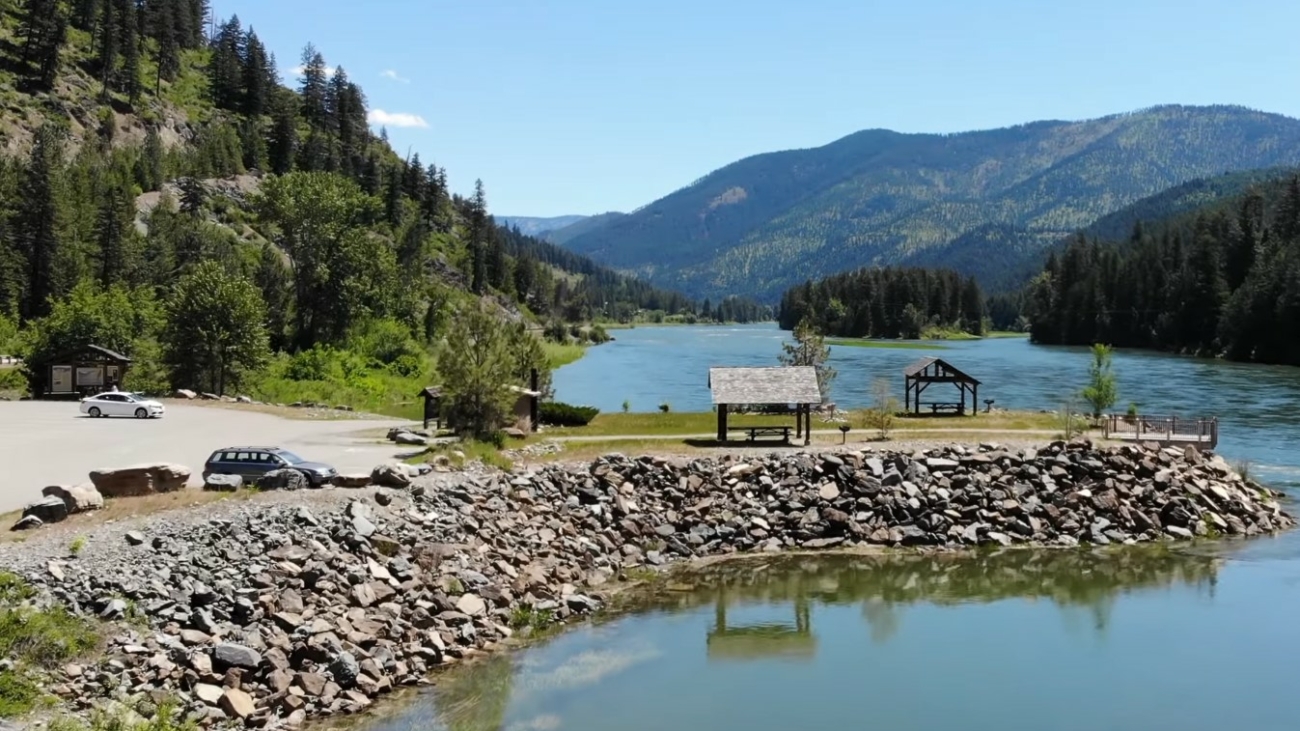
[
  {"left": 0, "top": 1, "right": 757, "bottom": 410},
  {"left": 1024, "top": 175, "right": 1300, "bottom": 366},
  {"left": 776, "top": 267, "right": 987, "bottom": 339}
]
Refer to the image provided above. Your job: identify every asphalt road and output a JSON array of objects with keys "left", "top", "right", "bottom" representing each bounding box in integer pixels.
[{"left": 0, "top": 401, "right": 406, "bottom": 514}]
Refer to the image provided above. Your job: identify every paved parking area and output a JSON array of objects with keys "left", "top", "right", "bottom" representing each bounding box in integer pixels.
[{"left": 0, "top": 401, "right": 408, "bottom": 513}]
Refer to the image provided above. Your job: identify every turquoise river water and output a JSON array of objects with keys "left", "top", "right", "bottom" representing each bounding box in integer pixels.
[{"left": 369, "top": 325, "right": 1300, "bottom": 731}]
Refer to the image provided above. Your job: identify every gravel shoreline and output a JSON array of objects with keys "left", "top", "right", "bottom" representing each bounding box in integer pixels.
[{"left": 2, "top": 438, "right": 1291, "bottom": 729}]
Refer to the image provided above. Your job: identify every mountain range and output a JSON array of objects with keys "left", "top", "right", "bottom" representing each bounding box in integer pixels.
[
  {"left": 553, "top": 105, "right": 1300, "bottom": 300},
  {"left": 496, "top": 215, "right": 589, "bottom": 237}
]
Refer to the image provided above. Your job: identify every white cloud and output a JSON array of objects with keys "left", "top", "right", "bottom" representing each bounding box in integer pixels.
[
  {"left": 286, "top": 65, "right": 338, "bottom": 78},
  {"left": 380, "top": 69, "right": 409, "bottom": 83},
  {"left": 367, "top": 109, "right": 429, "bottom": 128}
]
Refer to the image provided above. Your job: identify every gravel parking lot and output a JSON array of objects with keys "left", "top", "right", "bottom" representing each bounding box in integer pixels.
[{"left": 0, "top": 400, "right": 408, "bottom": 514}]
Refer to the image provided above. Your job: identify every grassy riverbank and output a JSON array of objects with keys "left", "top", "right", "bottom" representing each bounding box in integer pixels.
[
  {"left": 239, "top": 340, "right": 591, "bottom": 422},
  {"left": 827, "top": 338, "right": 948, "bottom": 350},
  {"left": 827, "top": 330, "right": 1028, "bottom": 350},
  {"left": 546, "top": 409, "right": 1063, "bottom": 438}
]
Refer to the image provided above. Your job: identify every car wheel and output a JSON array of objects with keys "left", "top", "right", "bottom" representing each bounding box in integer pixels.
[
  {"left": 87, "top": 407, "right": 101, "bottom": 418},
  {"left": 297, "top": 470, "right": 317, "bottom": 488},
  {"left": 134, "top": 408, "right": 148, "bottom": 419}
]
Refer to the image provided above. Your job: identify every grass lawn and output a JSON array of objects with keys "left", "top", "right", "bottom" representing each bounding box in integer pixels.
[
  {"left": 545, "top": 411, "right": 795, "bottom": 437},
  {"left": 985, "top": 331, "right": 1030, "bottom": 339},
  {"left": 540, "top": 409, "right": 1065, "bottom": 439},
  {"left": 543, "top": 341, "right": 587, "bottom": 369},
  {"left": 828, "top": 338, "right": 948, "bottom": 351}
]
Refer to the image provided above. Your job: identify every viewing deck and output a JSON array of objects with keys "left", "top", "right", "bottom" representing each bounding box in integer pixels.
[{"left": 1103, "top": 414, "right": 1219, "bottom": 450}]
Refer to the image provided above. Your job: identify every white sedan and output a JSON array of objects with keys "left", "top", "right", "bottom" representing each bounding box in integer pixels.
[{"left": 80, "top": 392, "right": 166, "bottom": 419}]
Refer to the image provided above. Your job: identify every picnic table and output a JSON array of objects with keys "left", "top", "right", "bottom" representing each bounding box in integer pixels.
[
  {"left": 929, "top": 402, "right": 965, "bottom": 415},
  {"left": 728, "top": 424, "right": 793, "bottom": 443}
]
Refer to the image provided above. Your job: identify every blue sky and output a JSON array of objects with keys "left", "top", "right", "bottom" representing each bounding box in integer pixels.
[{"left": 215, "top": 0, "right": 1300, "bottom": 216}]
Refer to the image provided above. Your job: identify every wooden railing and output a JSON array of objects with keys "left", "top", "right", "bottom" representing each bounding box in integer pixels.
[{"left": 1103, "top": 414, "right": 1219, "bottom": 449}]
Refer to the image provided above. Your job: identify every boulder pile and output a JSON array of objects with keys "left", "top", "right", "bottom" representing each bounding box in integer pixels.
[{"left": 9, "top": 439, "right": 1291, "bottom": 727}]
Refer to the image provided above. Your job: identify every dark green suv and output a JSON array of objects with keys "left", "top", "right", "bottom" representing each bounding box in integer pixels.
[{"left": 202, "top": 446, "right": 337, "bottom": 487}]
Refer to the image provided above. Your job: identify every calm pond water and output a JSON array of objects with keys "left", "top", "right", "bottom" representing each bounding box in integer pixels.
[
  {"left": 363, "top": 325, "right": 1300, "bottom": 731},
  {"left": 554, "top": 323, "right": 1300, "bottom": 492},
  {"left": 369, "top": 540, "right": 1300, "bottom": 731}
]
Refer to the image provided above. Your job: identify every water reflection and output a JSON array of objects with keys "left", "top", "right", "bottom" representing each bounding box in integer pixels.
[
  {"left": 707, "top": 593, "right": 815, "bottom": 662},
  {"left": 666, "top": 548, "right": 1223, "bottom": 661},
  {"left": 379, "top": 547, "right": 1229, "bottom": 731}
]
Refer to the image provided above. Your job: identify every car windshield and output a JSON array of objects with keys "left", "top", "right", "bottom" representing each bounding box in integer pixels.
[{"left": 277, "top": 451, "right": 305, "bottom": 464}]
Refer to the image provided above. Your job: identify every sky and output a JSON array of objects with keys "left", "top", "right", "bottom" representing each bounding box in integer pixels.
[{"left": 214, "top": 0, "right": 1300, "bottom": 217}]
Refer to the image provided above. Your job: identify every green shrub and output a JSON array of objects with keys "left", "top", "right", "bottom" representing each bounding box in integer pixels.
[{"left": 539, "top": 401, "right": 599, "bottom": 427}]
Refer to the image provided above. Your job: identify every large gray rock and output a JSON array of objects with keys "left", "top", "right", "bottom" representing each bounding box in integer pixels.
[
  {"left": 10, "top": 515, "right": 43, "bottom": 531},
  {"left": 332, "top": 473, "right": 370, "bottom": 488},
  {"left": 88, "top": 463, "right": 191, "bottom": 497},
  {"left": 173, "top": 389, "right": 197, "bottom": 399},
  {"left": 328, "top": 652, "right": 360, "bottom": 689},
  {"left": 257, "top": 468, "right": 308, "bottom": 491},
  {"left": 203, "top": 473, "right": 243, "bottom": 492},
  {"left": 23, "top": 496, "right": 69, "bottom": 524},
  {"left": 41, "top": 483, "right": 104, "bottom": 513},
  {"left": 394, "top": 432, "right": 428, "bottom": 446},
  {"left": 371, "top": 462, "right": 412, "bottom": 488},
  {"left": 213, "top": 643, "right": 262, "bottom": 670}
]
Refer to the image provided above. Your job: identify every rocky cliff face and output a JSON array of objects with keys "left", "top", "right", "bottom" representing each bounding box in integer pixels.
[{"left": 6, "top": 439, "right": 1290, "bottom": 726}]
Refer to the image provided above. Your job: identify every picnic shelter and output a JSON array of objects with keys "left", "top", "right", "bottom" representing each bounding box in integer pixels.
[
  {"left": 903, "top": 357, "right": 980, "bottom": 416},
  {"left": 708, "top": 366, "right": 822, "bottom": 445}
]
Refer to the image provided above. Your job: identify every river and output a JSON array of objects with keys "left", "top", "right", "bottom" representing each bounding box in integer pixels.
[
  {"left": 554, "top": 323, "right": 1300, "bottom": 491},
  {"left": 366, "top": 325, "right": 1300, "bottom": 731}
]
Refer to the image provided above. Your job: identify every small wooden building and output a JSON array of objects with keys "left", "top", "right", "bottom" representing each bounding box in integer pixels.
[
  {"left": 508, "top": 385, "right": 541, "bottom": 431},
  {"left": 34, "top": 344, "right": 132, "bottom": 399},
  {"left": 708, "top": 366, "right": 822, "bottom": 445},
  {"left": 903, "top": 357, "right": 980, "bottom": 416},
  {"left": 417, "top": 386, "right": 443, "bottom": 430},
  {"left": 427, "top": 369, "right": 542, "bottom": 433}
]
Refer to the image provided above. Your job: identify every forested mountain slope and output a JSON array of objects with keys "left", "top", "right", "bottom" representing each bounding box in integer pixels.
[
  {"left": 1024, "top": 172, "right": 1300, "bottom": 366},
  {"left": 559, "top": 105, "right": 1300, "bottom": 300},
  {"left": 0, "top": 0, "right": 751, "bottom": 409}
]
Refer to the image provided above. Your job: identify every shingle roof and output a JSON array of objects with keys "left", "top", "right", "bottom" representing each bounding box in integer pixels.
[
  {"left": 48, "top": 344, "right": 132, "bottom": 363},
  {"left": 903, "top": 357, "right": 979, "bottom": 384},
  {"left": 708, "top": 366, "right": 822, "bottom": 405}
]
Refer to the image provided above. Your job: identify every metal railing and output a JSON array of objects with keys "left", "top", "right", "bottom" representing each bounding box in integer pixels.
[{"left": 1103, "top": 414, "right": 1219, "bottom": 448}]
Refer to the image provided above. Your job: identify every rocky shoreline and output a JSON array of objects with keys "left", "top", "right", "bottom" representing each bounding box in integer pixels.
[{"left": 4, "top": 439, "right": 1292, "bottom": 728}]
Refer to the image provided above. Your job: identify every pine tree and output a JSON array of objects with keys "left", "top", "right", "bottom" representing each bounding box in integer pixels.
[
  {"left": 19, "top": 0, "right": 68, "bottom": 89},
  {"left": 151, "top": 0, "right": 180, "bottom": 91},
  {"left": 119, "top": 0, "right": 141, "bottom": 102},
  {"left": 486, "top": 229, "right": 508, "bottom": 292},
  {"left": 207, "top": 16, "right": 243, "bottom": 110},
  {"left": 96, "top": 0, "right": 119, "bottom": 96},
  {"left": 266, "top": 93, "right": 298, "bottom": 174},
  {"left": 136, "top": 126, "right": 165, "bottom": 191},
  {"left": 469, "top": 179, "right": 489, "bottom": 294},
  {"left": 95, "top": 179, "right": 137, "bottom": 287},
  {"left": 240, "top": 28, "right": 273, "bottom": 116},
  {"left": 778, "top": 317, "right": 834, "bottom": 402},
  {"left": 15, "top": 125, "right": 66, "bottom": 321},
  {"left": 298, "top": 44, "right": 329, "bottom": 129}
]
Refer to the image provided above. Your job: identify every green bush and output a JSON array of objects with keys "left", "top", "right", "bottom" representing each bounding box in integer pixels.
[{"left": 539, "top": 401, "right": 599, "bottom": 427}]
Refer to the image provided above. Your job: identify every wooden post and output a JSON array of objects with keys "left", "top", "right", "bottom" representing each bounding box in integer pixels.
[
  {"left": 795, "top": 400, "right": 806, "bottom": 447},
  {"left": 972, "top": 383, "right": 977, "bottom": 416},
  {"left": 717, "top": 404, "right": 728, "bottom": 442}
]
